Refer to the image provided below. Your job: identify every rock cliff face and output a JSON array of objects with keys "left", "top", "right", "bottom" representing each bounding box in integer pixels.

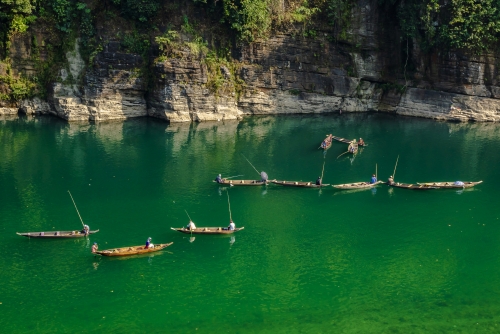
[{"left": 9, "top": 0, "right": 500, "bottom": 122}]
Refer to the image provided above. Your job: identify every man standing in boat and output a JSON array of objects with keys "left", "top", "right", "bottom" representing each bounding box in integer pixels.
[
  {"left": 228, "top": 220, "right": 235, "bottom": 231},
  {"left": 387, "top": 175, "right": 394, "bottom": 185},
  {"left": 370, "top": 174, "right": 377, "bottom": 184},
  {"left": 316, "top": 176, "right": 322, "bottom": 186}
]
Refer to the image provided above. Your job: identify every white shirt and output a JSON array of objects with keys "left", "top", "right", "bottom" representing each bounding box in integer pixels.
[
  {"left": 229, "top": 222, "right": 235, "bottom": 230},
  {"left": 188, "top": 221, "right": 196, "bottom": 229}
]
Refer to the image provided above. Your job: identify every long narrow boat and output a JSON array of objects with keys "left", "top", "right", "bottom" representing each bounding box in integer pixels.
[
  {"left": 171, "top": 227, "right": 244, "bottom": 234},
  {"left": 416, "top": 181, "right": 483, "bottom": 189},
  {"left": 216, "top": 179, "right": 267, "bottom": 186},
  {"left": 387, "top": 182, "right": 438, "bottom": 190},
  {"left": 16, "top": 229, "right": 100, "bottom": 238},
  {"left": 332, "top": 136, "right": 368, "bottom": 147},
  {"left": 333, "top": 181, "right": 383, "bottom": 189},
  {"left": 320, "top": 135, "right": 332, "bottom": 150},
  {"left": 348, "top": 141, "right": 358, "bottom": 154},
  {"left": 94, "top": 242, "right": 173, "bottom": 257},
  {"left": 271, "top": 180, "right": 330, "bottom": 188}
]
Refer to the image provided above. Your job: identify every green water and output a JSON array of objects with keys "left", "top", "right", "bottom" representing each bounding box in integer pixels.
[{"left": 1, "top": 113, "right": 500, "bottom": 333}]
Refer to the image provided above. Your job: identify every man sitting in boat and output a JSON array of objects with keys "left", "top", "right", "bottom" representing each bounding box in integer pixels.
[
  {"left": 260, "top": 171, "right": 268, "bottom": 183},
  {"left": 316, "top": 176, "right": 322, "bottom": 185},
  {"left": 92, "top": 242, "right": 98, "bottom": 253},
  {"left": 215, "top": 174, "right": 223, "bottom": 183},
  {"left": 370, "top": 174, "right": 377, "bottom": 184},
  {"left": 321, "top": 140, "right": 327, "bottom": 148},
  {"left": 454, "top": 181, "right": 465, "bottom": 186},
  {"left": 388, "top": 175, "right": 394, "bottom": 185},
  {"left": 81, "top": 224, "right": 90, "bottom": 235},
  {"left": 145, "top": 237, "right": 154, "bottom": 249},
  {"left": 228, "top": 220, "right": 235, "bottom": 231},
  {"left": 186, "top": 220, "right": 196, "bottom": 230}
]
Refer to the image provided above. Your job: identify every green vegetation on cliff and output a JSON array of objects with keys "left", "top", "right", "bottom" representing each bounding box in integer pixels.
[{"left": 1, "top": 0, "right": 500, "bottom": 104}]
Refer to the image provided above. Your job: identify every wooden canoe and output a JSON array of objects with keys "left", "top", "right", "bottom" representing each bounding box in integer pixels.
[
  {"left": 94, "top": 242, "right": 173, "bottom": 256},
  {"left": 171, "top": 227, "right": 244, "bottom": 234},
  {"left": 271, "top": 180, "right": 330, "bottom": 188},
  {"left": 387, "top": 182, "right": 438, "bottom": 190},
  {"left": 320, "top": 135, "right": 332, "bottom": 150},
  {"left": 16, "top": 229, "right": 100, "bottom": 238},
  {"left": 216, "top": 179, "right": 267, "bottom": 186},
  {"left": 348, "top": 142, "right": 358, "bottom": 154},
  {"left": 416, "top": 181, "right": 483, "bottom": 189},
  {"left": 332, "top": 136, "right": 367, "bottom": 146},
  {"left": 333, "top": 181, "right": 383, "bottom": 189}
]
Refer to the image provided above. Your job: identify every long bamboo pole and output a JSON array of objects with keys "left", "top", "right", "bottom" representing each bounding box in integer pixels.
[
  {"left": 227, "top": 191, "right": 232, "bottom": 221},
  {"left": 68, "top": 191, "right": 85, "bottom": 228},
  {"left": 241, "top": 154, "right": 260, "bottom": 176},
  {"left": 393, "top": 155, "right": 399, "bottom": 180}
]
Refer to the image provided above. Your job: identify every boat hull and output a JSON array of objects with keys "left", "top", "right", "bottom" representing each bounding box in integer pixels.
[
  {"left": 171, "top": 227, "right": 244, "bottom": 234},
  {"left": 216, "top": 180, "right": 267, "bottom": 186},
  {"left": 387, "top": 182, "right": 438, "bottom": 190},
  {"left": 333, "top": 181, "right": 382, "bottom": 189},
  {"left": 272, "top": 180, "right": 329, "bottom": 188},
  {"left": 332, "top": 136, "right": 367, "bottom": 147},
  {"left": 416, "top": 181, "right": 482, "bottom": 189},
  {"left": 17, "top": 230, "right": 99, "bottom": 238},
  {"left": 95, "top": 242, "right": 173, "bottom": 256}
]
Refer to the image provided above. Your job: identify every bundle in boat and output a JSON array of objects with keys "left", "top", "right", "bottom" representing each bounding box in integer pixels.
[
  {"left": 271, "top": 180, "right": 329, "bottom": 188},
  {"left": 16, "top": 230, "right": 99, "bottom": 238},
  {"left": 332, "top": 136, "right": 368, "bottom": 147},
  {"left": 94, "top": 242, "right": 173, "bottom": 256},
  {"left": 416, "top": 181, "right": 482, "bottom": 189},
  {"left": 333, "top": 181, "right": 383, "bottom": 189},
  {"left": 387, "top": 182, "right": 438, "bottom": 190},
  {"left": 171, "top": 227, "right": 244, "bottom": 235},
  {"left": 217, "top": 179, "right": 267, "bottom": 186}
]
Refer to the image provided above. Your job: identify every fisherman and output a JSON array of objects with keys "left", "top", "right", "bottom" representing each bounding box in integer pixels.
[
  {"left": 215, "top": 174, "right": 223, "bottom": 183},
  {"left": 228, "top": 220, "right": 236, "bottom": 231},
  {"left": 359, "top": 138, "right": 365, "bottom": 146},
  {"left": 81, "top": 224, "right": 90, "bottom": 236},
  {"left": 186, "top": 220, "right": 196, "bottom": 230},
  {"left": 321, "top": 140, "right": 327, "bottom": 149},
  {"left": 454, "top": 181, "right": 465, "bottom": 187},
  {"left": 316, "top": 176, "right": 322, "bottom": 185},
  {"left": 91, "top": 242, "right": 98, "bottom": 253},
  {"left": 388, "top": 175, "right": 394, "bottom": 185},
  {"left": 370, "top": 174, "right": 377, "bottom": 184},
  {"left": 260, "top": 171, "right": 268, "bottom": 183},
  {"left": 145, "top": 237, "right": 154, "bottom": 249}
]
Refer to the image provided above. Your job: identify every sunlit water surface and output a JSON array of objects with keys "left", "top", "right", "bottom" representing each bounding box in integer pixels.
[{"left": 1, "top": 113, "right": 500, "bottom": 333}]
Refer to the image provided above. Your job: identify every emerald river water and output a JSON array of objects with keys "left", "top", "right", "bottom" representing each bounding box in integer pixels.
[{"left": 1, "top": 113, "right": 500, "bottom": 333}]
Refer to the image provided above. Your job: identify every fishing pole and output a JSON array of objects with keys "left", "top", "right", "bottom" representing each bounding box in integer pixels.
[
  {"left": 241, "top": 154, "right": 260, "bottom": 176},
  {"left": 227, "top": 191, "right": 232, "bottom": 221},
  {"left": 68, "top": 190, "right": 85, "bottom": 228},
  {"left": 393, "top": 155, "right": 399, "bottom": 180}
]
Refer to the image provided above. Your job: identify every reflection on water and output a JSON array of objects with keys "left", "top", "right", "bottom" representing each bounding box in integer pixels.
[{"left": 1, "top": 114, "right": 500, "bottom": 332}]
